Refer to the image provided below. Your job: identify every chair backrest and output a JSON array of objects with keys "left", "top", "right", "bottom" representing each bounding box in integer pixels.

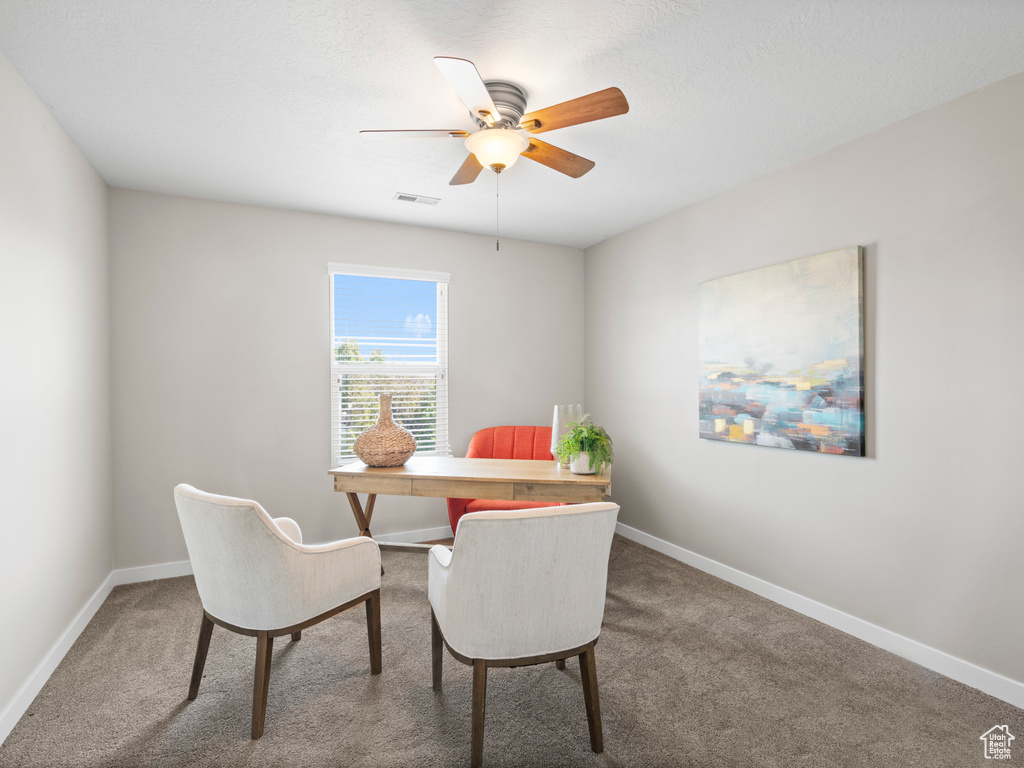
[
  {"left": 466, "top": 425, "right": 554, "bottom": 460},
  {"left": 447, "top": 425, "right": 559, "bottom": 533},
  {"left": 440, "top": 502, "right": 619, "bottom": 660},
  {"left": 173, "top": 484, "right": 309, "bottom": 630}
]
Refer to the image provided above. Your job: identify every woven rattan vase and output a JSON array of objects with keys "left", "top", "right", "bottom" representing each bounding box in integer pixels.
[{"left": 353, "top": 393, "right": 416, "bottom": 467}]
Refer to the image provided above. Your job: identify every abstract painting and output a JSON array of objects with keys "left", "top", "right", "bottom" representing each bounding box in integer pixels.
[{"left": 699, "top": 246, "right": 865, "bottom": 456}]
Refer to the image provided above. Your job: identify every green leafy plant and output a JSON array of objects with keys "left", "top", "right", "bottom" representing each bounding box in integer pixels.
[{"left": 555, "top": 415, "right": 614, "bottom": 473}]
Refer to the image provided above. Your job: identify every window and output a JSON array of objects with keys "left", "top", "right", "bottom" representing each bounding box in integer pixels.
[{"left": 329, "top": 263, "right": 449, "bottom": 466}]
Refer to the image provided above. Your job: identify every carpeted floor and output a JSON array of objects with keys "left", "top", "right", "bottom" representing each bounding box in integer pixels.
[{"left": 1, "top": 536, "right": 1018, "bottom": 767}]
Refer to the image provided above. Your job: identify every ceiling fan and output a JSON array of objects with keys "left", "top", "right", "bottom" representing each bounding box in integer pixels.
[{"left": 361, "top": 56, "right": 629, "bottom": 186}]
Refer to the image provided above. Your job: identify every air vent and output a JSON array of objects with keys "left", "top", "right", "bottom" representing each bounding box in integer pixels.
[{"left": 393, "top": 192, "right": 440, "bottom": 206}]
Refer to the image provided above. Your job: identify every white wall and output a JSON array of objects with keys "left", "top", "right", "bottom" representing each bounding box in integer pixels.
[
  {"left": 585, "top": 71, "right": 1024, "bottom": 685},
  {"left": 0, "top": 52, "right": 112, "bottom": 727},
  {"left": 110, "top": 190, "right": 584, "bottom": 568}
]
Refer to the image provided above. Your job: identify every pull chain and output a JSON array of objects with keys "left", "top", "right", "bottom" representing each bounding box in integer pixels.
[{"left": 495, "top": 170, "right": 500, "bottom": 252}]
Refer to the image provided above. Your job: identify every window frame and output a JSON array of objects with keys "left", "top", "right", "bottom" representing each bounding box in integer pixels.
[{"left": 327, "top": 262, "right": 450, "bottom": 467}]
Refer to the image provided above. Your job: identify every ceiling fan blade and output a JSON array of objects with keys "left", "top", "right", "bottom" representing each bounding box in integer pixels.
[
  {"left": 519, "top": 87, "right": 629, "bottom": 134},
  {"left": 359, "top": 129, "right": 469, "bottom": 138},
  {"left": 434, "top": 56, "right": 501, "bottom": 125},
  {"left": 520, "top": 138, "right": 595, "bottom": 178},
  {"left": 449, "top": 153, "right": 484, "bottom": 185}
]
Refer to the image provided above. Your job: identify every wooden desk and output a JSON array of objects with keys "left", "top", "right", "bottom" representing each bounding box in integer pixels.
[{"left": 329, "top": 456, "right": 611, "bottom": 547}]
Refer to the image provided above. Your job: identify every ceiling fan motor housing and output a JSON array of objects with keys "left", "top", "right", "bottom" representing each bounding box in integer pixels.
[{"left": 481, "top": 80, "right": 527, "bottom": 127}]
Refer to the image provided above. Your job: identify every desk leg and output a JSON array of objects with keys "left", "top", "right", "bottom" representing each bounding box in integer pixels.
[
  {"left": 346, "top": 492, "right": 376, "bottom": 537},
  {"left": 364, "top": 494, "right": 376, "bottom": 532},
  {"left": 346, "top": 493, "right": 384, "bottom": 576}
]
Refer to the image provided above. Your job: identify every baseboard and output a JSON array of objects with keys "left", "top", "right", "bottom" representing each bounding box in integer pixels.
[
  {"left": 0, "top": 518, "right": 446, "bottom": 746},
  {"left": 109, "top": 559, "right": 193, "bottom": 585},
  {"left": 9, "top": 521, "right": 1017, "bottom": 748},
  {"left": 615, "top": 522, "right": 1024, "bottom": 710},
  {"left": 0, "top": 559, "right": 194, "bottom": 745},
  {"left": 0, "top": 570, "right": 116, "bottom": 744},
  {"left": 0, "top": 533, "right": 426, "bottom": 745},
  {"left": 374, "top": 524, "right": 452, "bottom": 543}
]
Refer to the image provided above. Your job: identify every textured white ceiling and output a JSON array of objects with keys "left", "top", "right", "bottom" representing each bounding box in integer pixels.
[{"left": 2, "top": 1, "right": 1024, "bottom": 248}]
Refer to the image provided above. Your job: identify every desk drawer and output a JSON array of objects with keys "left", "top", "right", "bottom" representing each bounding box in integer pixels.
[
  {"left": 411, "top": 478, "right": 515, "bottom": 500},
  {"left": 334, "top": 475, "right": 412, "bottom": 495},
  {"left": 515, "top": 483, "right": 608, "bottom": 503}
]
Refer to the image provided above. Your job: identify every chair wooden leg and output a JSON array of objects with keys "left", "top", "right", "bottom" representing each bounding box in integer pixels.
[
  {"left": 471, "top": 659, "right": 487, "bottom": 768},
  {"left": 555, "top": 658, "right": 566, "bottom": 670},
  {"left": 188, "top": 612, "right": 215, "bottom": 700},
  {"left": 251, "top": 632, "right": 274, "bottom": 739},
  {"left": 578, "top": 642, "right": 603, "bottom": 753},
  {"left": 291, "top": 631, "right": 301, "bottom": 642},
  {"left": 366, "top": 590, "right": 382, "bottom": 675},
  {"left": 430, "top": 609, "right": 443, "bottom": 691}
]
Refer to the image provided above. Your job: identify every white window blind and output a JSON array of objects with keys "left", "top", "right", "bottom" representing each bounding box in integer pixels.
[{"left": 329, "top": 263, "right": 450, "bottom": 466}]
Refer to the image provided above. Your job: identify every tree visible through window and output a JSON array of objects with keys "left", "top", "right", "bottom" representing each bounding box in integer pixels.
[{"left": 329, "top": 264, "right": 449, "bottom": 466}]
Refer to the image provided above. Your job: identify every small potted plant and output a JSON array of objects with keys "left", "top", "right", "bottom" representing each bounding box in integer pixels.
[{"left": 555, "top": 415, "right": 614, "bottom": 475}]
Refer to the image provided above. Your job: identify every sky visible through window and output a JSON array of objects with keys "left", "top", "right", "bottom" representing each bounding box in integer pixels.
[{"left": 332, "top": 274, "right": 438, "bottom": 363}]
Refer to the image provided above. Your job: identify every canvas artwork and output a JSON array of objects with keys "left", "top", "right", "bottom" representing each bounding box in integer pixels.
[{"left": 698, "top": 246, "right": 865, "bottom": 456}]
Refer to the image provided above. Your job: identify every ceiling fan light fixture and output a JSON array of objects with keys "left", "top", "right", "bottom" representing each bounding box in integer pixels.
[{"left": 465, "top": 128, "right": 529, "bottom": 172}]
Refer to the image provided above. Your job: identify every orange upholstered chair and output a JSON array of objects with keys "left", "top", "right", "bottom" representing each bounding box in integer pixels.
[{"left": 446, "top": 425, "right": 561, "bottom": 534}]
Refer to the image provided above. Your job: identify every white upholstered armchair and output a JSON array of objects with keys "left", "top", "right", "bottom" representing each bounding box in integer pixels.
[
  {"left": 173, "top": 484, "right": 382, "bottom": 739},
  {"left": 428, "top": 501, "right": 620, "bottom": 768}
]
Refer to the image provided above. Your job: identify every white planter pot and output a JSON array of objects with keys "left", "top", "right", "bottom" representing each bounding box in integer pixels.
[{"left": 570, "top": 451, "right": 596, "bottom": 474}]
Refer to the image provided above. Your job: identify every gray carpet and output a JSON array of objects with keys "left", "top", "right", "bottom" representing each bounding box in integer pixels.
[{"left": 1, "top": 536, "right": 1018, "bottom": 767}]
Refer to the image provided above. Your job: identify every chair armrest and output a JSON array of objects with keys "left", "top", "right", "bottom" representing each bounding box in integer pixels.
[
  {"left": 296, "top": 536, "right": 379, "bottom": 556},
  {"left": 427, "top": 544, "right": 454, "bottom": 632},
  {"left": 266, "top": 536, "right": 381, "bottom": 629},
  {"left": 429, "top": 543, "right": 453, "bottom": 568},
  {"left": 272, "top": 517, "right": 302, "bottom": 544}
]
